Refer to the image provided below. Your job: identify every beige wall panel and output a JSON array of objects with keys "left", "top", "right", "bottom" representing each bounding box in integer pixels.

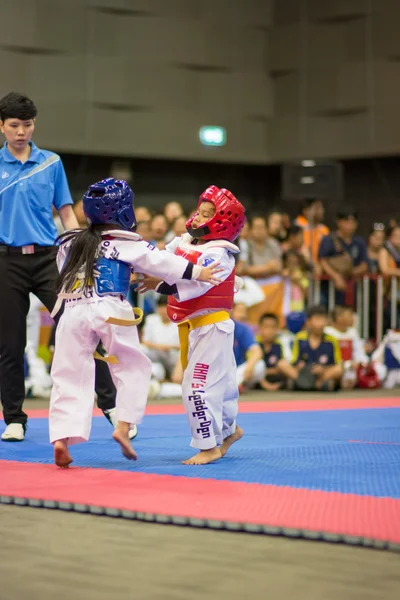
[
  {"left": 308, "top": 0, "right": 368, "bottom": 22},
  {"left": 268, "top": 24, "right": 301, "bottom": 72},
  {"left": 89, "top": 58, "right": 196, "bottom": 110},
  {"left": 372, "top": 11, "right": 400, "bottom": 59},
  {"left": 0, "top": 51, "right": 28, "bottom": 93},
  {"left": 88, "top": 13, "right": 206, "bottom": 65},
  {"left": 35, "top": 0, "right": 87, "bottom": 53},
  {"left": 238, "top": 119, "right": 270, "bottom": 163},
  {"left": 27, "top": 55, "right": 87, "bottom": 104},
  {"left": 88, "top": 0, "right": 199, "bottom": 19},
  {"left": 305, "top": 113, "right": 370, "bottom": 157},
  {"left": 374, "top": 107, "right": 400, "bottom": 153},
  {"left": 307, "top": 63, "right": 369, "bottom": 115},
  {"left": 273, "top": 73, "right": 300, "bottom": 117},
  {"left": 267, "top": 116, "right": 301, "bottom": 160},
  {"left": 236, "top": 74, "right": 274, "bottom": 119},
  {"left": 273, "top": 0, "right": 302, "bottom": 26},
  {"left": 307, "top": 20, "right": 367, "bottom": 68},
  {"left": 373, "top": 62, "right": 400, "bottom": 107},
  {"left": 0, "top": 0, "right": 38, "bottom": 49},
  {"left": 201, "top": 0, "right": 272, "bottom": 27},
  {"left": 232, "top": 28, "right": 268, "bottom": 73},
  {"left": 32, "top": 102, "right": 87, "bottom": 153}
]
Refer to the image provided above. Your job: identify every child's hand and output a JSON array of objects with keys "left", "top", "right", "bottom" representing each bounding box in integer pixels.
[
  {"left": 137, "top": 275, "right": 163, "bottom": 293},
  {"left": 198, "top": 261, "right": 224, "bottom": 285}
]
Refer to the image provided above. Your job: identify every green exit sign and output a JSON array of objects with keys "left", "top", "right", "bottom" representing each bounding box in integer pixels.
[{"left": 199, "top": 126, "right": 227, "bottom": 147}]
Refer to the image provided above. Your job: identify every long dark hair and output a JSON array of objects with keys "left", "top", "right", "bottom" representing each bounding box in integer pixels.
[{"left": 57, "top": 225, "right": 103, "bottom": 293}]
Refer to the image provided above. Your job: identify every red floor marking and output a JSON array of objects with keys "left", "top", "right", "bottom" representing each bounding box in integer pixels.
[
  {"left": 349, "top": 440, "right": 400, "bottom": 446},
  {"left": 5, "top": 396, "right": 400, "bottom": 419},
  {"left": 0, "top": 461, "right": 399, "bottom": 543}
]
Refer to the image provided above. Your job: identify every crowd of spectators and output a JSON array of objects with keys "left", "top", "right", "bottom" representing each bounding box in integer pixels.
[{"left": 25, "top": 196, "right": 400, "bottom": 399}]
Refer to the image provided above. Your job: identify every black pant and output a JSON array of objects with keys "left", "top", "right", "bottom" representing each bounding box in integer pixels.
[{"left": 0, "top": 247, "right": 116, "bottom": 426}]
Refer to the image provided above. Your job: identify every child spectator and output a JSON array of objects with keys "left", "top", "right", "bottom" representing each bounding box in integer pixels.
[
  {"left": 141, "top": 295, "right": 180, "bottom": 382},
  {"left": 282, "top": 250, "right": 309, "bottom": 313},
  {"left": 231, "top": 303, "right": 265, "bottom": 390},
  {"left": 258, "top": 313, "right": 298, "bottom": 391},
  {"left": 325, "top": 306, "right": 369, "bottom": 389},
  {"left": 290, "top": 306, "right": 343, "bottom": 391}
]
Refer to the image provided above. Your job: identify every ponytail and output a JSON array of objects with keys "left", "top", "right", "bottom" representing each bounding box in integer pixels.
[{"left": 57, "top": 225, "right": 103, "bottom": 293}]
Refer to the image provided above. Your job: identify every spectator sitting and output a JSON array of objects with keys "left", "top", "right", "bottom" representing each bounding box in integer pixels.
[
  {"left": 367, "top": 224, "right": 385, "bottom": 274},
  {"left": 290, "top": 306, "right": 343, "bottom": 391},
  {"left": 141, "top": 295, "right": 180, "bottom": 382},
  {"left": 325, "top": 306, "right": 370, "bottom": 389},
  {"left": 150, "top": 213, "right": 168, "bottom": 249},
  {"left": 295, "top": 198, "right": 329, "bottom": 264},
  {"left": 258, "top": 313, "right": 298, "bottom": 391},
  {"left": 318, "top": 208, "right": 368, "bottom": 306},
  {"left": 282, "top": 250, "right": 309, "bottom": 313},
  {"left": 231, "top": 303, "right": 265, "bottom": 391}
]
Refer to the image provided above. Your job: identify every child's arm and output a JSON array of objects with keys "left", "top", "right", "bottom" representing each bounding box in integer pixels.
[
  {"left": 139, "top": 248, "right": 234, "bottom": 299},
  {"left": 103, "top": 238, "right": 221, "bottom": 286}
]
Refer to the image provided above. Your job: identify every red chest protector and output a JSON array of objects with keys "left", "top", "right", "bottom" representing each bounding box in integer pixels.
[
  {"left": 338, "top": 339, "right": 353, "bottom": 362},
  {"left": 167, "top": 245, "right": 235, "bottom": 323}
]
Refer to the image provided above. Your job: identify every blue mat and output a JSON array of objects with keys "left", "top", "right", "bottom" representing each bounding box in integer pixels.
[{"left": 1, "top": 408, "right": 400, "bottom": 498}]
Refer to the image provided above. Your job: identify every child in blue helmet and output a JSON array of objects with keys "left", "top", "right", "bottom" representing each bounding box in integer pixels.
[{"left": 49, "top": 178, "right": 221, "bottom": 467}]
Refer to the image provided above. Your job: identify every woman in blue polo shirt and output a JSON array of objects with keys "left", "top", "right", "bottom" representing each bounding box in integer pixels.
[{"left": 0, "top": 92, "right": 116, "bottom": 442}]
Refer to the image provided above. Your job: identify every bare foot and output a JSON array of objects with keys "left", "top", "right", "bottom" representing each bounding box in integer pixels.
[
  {"left": 220, "top": 426, "right": 244, "bottom": 457},
  {"left": 112, "top": 429, "right": 138, "bottom": 461},
  {"left": 182, "top": 447, "right": 222, "bottom": 465},
  {"left": 54, "top": 439, "right": 73, "bottom": 468}
]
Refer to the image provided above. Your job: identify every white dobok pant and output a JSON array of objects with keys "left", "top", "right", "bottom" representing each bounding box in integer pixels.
[
  {"left": 182, "top": 318, "right": 238, "bottom": 450},
  {"left": 49, "top": 297, "right": 152, "bottom": 445}
]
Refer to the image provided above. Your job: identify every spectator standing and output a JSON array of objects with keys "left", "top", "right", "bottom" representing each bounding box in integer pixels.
[
  {"left": 295, "top": 198, "right": 329, "bottom": 264},
  {"left": 367, "top": 225, "right": 385, "bottom": 274},
  {"left": 318, "top": 209, "right": 368, "bottom": 306},
  {"left": 378, "top": 225, "right": 400, "bottom": 328},
  {"left": 239, "top": 215, "right": 284, "bottom": 324}
]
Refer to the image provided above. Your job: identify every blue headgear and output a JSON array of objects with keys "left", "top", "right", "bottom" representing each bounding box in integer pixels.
[
  {"left": 83, "top": 178, "right": 136, "bottom": 230},
  {"left": 286, "top": 311, "right": 307, "bottom": 335}
]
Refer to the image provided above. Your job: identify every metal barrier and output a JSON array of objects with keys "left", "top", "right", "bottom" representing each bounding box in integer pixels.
[{"left": 310, "top": 275, "right": 399, "bottom": 342}]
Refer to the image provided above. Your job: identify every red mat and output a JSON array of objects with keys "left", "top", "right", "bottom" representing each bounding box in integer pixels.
[{"left": 1, "top": 460, "right": 399, "bottom": 549}]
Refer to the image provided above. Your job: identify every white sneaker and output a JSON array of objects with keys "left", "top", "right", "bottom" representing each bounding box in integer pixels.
[
  {"left": 103, "top": 408, "right": 138, "bottom": 440},
  {"left": 1, "top": 423, "right": 25, "bottom": 442}
]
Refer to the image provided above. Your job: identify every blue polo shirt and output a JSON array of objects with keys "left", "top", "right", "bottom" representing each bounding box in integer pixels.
[
  {"left": 0, "top": 142, "right": 73, "bottom": 246},
  {"left": 259, "top": 340, "right": 284, "bottom": 367},
  {"left": 233, "top": 320, "right": 257, "bottom": 366},
  {"left": 291, "top": 331, "right": 342, "bottom": 366},
  {"left": 318, "top": 233, "right": 367, "bottom": 267}
]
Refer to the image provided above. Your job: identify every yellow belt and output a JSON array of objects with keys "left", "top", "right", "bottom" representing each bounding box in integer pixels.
[
  {"left": 93, "top": 307, "right": 144, "bottom": 364},
  {"left": 178, "top": 311, "right": 230, "bottom": 371}
]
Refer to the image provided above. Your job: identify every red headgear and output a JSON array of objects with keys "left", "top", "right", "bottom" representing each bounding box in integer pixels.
[{"left": 186, "top": 185, "right": 246, "bottom": 242}]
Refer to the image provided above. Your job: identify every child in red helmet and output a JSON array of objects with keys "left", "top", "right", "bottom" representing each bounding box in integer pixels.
[{"left": 139, "top": 185, "right": 246, "bottom": 465}]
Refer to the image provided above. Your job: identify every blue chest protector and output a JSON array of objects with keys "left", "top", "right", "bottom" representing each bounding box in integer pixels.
[{"left": 94, "top": 257, "right": 131, "bottom": 298}]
